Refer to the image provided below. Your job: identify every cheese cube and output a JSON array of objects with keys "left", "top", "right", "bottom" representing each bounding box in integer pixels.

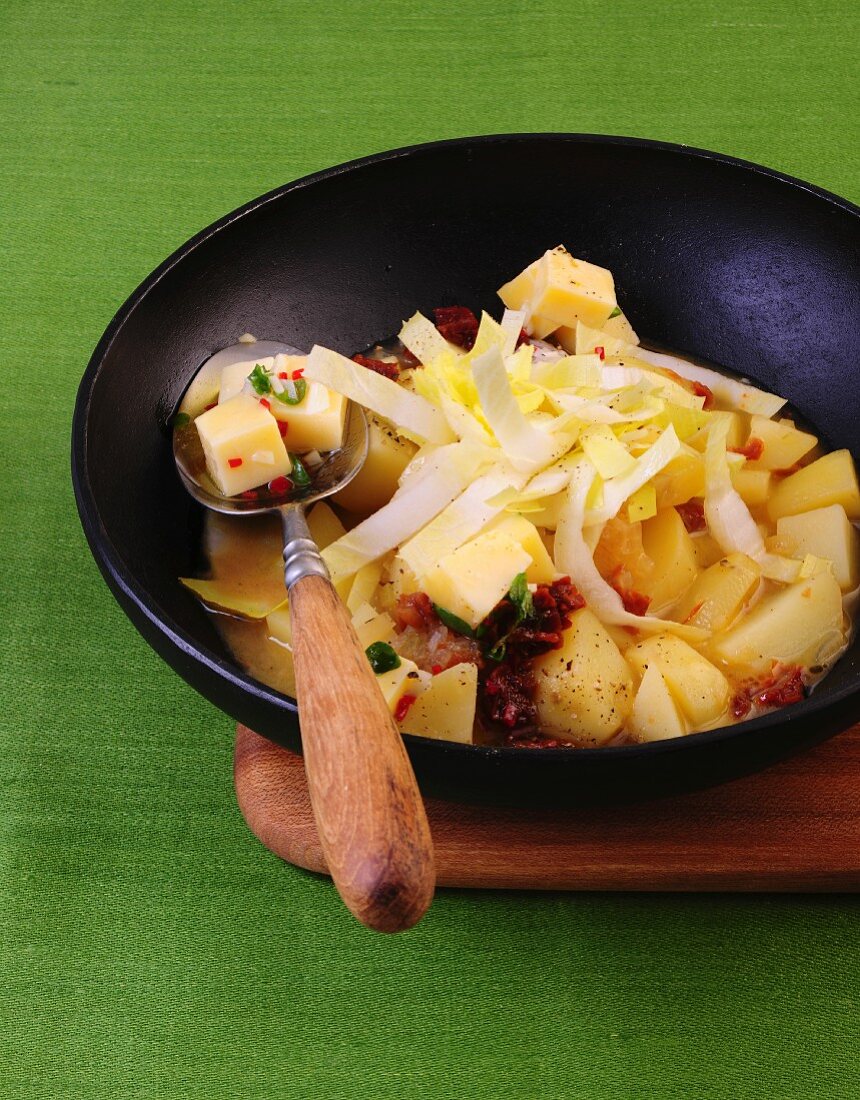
[
  {"left": 528, "top": 246, "right": 617, "bottom": 331},
  {"left": 486, "top": 514, "right": 557, "bottom": 583},
  {"left": 777, "top": 505, "right": 860, "bottom": 592},
  {"left": 423, "top": 529, "right": 532, "bottom": 627},
  {"left": 351, "top": 604, "right": 396, "bottom": 649},
  {"left": 269, "top": 380, "right": 347, "bottom": 453},
  {"left": 194, "top": 393, "right": 292, "bottom": 496},
  {"left": 497, "top": 253, "right": 572, "bottom": 338}
]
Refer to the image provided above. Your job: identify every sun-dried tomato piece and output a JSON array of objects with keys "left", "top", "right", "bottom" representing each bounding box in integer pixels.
[
  {"left": 393, "top": 592, "right": 439, "bottom": 631},
  {"left": 609, "top": 566, "right": 651, "bottom": 615},
  {"left": 398, "top": 343, "right": 422, "bottom": 368},
  {"left": 433, "top": 306, "right": 480, "bottom": 350},
  {"left": 504, "top": 732, "right": 568, "bottom": 749},
  {"left": 691, "top": 380, "right": 715, "bottom": 409},
  {"left": 731, "top": 693, "right": 752, "bottom": 719},
  {"left": 755, "top": 666, "right": 805, "bottom": 709},
  {"left": 676, "top": 500, "right": 706, "bottom": 533},
  {"left": 352, "top": 353, "right": 400, "bottom": 381},
  {"left": 482, "top": 662, "right": 536, "bottom": 728},
  {"left": 730, "top": 436, "right": 765, "bottom": 461},
  {"left": 515, "top": 328, "right": 530, "bottom": 348}
]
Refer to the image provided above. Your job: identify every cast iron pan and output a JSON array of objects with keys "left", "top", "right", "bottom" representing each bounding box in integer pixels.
[{"left": 72, "top": 134, "right": 860, "bottom": 806}]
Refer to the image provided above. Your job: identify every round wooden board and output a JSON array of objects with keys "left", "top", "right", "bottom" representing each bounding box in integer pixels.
[{"left": 234, "top": 724, "right": 860, "bottom": 892}]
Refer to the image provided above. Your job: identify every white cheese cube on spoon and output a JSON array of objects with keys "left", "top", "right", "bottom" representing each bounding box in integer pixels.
[{"left": 194, "top": 393, "right": 292, "bottom": 496}]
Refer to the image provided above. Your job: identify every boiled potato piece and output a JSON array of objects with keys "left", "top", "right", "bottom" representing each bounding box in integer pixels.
[
  {"left": 400, "top": 663, "right": 478, "bottom": 744},
  {"left": 652, "top": 452, "right": 705, "bottom": 509},
  {"left": 306, "top": 501, "right": 346, "bottom": 550},
  {"left": 691, "top": 531, "right": 725, "bottom": 570},
  {"left": 776, "top": 505, "right": 860, "bottom": 592},
  {"left": 768, "top": 450, "right": 860, "bottom": 521},
  {"left": 689, "top": 411, "right": 747, "bottom": 453},
  {"left": 730, "top": 467, "right": 772, "bottom": 507},
  {"left": 627, "top": 634, "right": 731, "bottom": 728},
  {"left": 744, "top": 415, "right": 817, "bottom": 471},
  {"left": 533, "top": 608, "right": 633, "bottom": 745},
  {"left": 332, "top": 415, "right": 417, "bottom": 515},
  {"left": 346, "top": 559, "right": 385, "bottom": 614},
  {"left": 351, "top": 603, "right": 395, "bottom": 649},
  {"left": 708, "top": 570, "right": 845, "bottom": 675},
  {"left": 628, "top": 664, "right": 688, "bottom": 742},
  {"left": 639, "top": 508, "right": 699, "bottom": 612},
  {"left": 672, "top": 552, "right": 761, "bottom": 632}
]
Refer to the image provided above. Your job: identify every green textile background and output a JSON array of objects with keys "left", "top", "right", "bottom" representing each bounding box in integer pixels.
[{"left": 1, "top": 1, "right": 858, "bottom": 1097}]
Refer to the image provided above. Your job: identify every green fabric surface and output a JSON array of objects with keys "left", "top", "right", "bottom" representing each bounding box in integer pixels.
[{"left": 1, "top": 1, "right": 858, "bottom": 1096}]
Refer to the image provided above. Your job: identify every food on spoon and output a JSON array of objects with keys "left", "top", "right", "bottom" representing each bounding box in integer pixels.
[
  {"left": 178, "top": 246, "right": 858, "bottom": 749},
  {"left": 194, "top": 393, "right": 292, "bottom": 497}
]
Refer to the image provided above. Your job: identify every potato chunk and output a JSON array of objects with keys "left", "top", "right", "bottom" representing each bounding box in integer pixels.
[
  {"left": 639, "top": 508, "right": 699, "bottom": 613},
  {"left": 776, "top": 505, "right": 860, "bottom": 592},
  {"left": 533, "top": 608, "right": 633, "bottom": 745},
  {"left": 627, "top": 634, "right": 731, "bottom": 728},
  {"left": 652, "top": 452, "right": 705, "bottom": 509},
  {"left": 399, "top": 663, "right": 478, "bottom": 744},
  {"left": 672, "top": 552, "right": 762, "bottom": 632},
  {"left": 730, "top": 467, "right": 772, "bottom": 507},
  {"left": 768, "top": 450, "right": 860, "bottom": 521},
  {"left": 745, "top": 415, "right": 817, "bottom": 471},
  {"left": 708, "top": 570, "right": 845, "bottom": 675},
  {"left": 332, "top": 416, "right": 416, "bottom": 515},
  {"left": 628, "top": 664, "right": 688, "bottom": 742}
]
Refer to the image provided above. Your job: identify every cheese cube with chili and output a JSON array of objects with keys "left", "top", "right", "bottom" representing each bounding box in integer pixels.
[
  {"left": 194, "top": 393, "right": 292, "bottom": 496},
  {"left": 375, "top": 657, "right": 426, "bottom": 715},
  {"left": 423, "top": 528, "right": 532, "bottom": 628},
  {"left": 269, "top": 379, "right": 347, "bottom": 453}
]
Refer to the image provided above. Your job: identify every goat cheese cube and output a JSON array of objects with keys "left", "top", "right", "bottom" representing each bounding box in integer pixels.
[{"left": 194, "top": 393, "right": 291, "bottom": 496}]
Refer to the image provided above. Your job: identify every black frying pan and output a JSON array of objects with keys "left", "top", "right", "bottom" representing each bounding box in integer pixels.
[{"left": 71, "top": 134, "right": 860, "bottom": 806}]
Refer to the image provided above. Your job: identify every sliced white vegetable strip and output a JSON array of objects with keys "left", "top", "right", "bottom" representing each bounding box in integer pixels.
[
  {"left": 398, "top": 312, "right": 460, "bottom": 364},
  {"left": 500, "top": 308, "right": 527, "bottom": 356},
  {"left": 487, "top": 452, "right": 581, "bottom": 509},
  {"left": 304, "top": 345, "right": 455, "bottom": 444},
  {"left": 471, "top": 346, "right": 558, "bottom": 472},
  {"left": 555, "top": 462, "right": 708, "bottom": 640},
  {"left": 634, "top": 347, "right": 786, "bottom": 417},
  {"left": 704, "top": 417, "right": 766, "bottom": 559},
  {"left": 586, "top": 426, "right": 681, "bottom": 525},
  {"left": 549, "top": 392, "right": 663, "bottom": 425},
  {"left": 398, "top": 469, "right": 524, "bottom": 580},
  {"left": 322, "top": 444, "right": 479, "bottom": 579}
]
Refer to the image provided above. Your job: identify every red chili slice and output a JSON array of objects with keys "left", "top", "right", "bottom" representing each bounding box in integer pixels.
[
  {"left": 259, "top": 398, "right": 270, "bottom": 410},
  {"left": 269, "top": 475, "right": 292, "bottom": 494},
  {"left": 277, "top": 421, "right": 288, "bottom": 437},
  {"left": 228, "top": 457, "right": 243, "bottom": 468},
  {"left": 394, "top": 694, "right": 417, "bottom": 722},
  {"left": 433, "top": 306, "right": 480, "bottom": 350},
  {"left": 594, "top": 345, "right": 605, "bottom": 360}
]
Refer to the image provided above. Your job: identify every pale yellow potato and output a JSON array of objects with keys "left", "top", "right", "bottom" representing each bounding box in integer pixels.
[
  {"left": 332, "top": 416, "right": 417, "bottom": 515},
  {"left": 628, "top": 663, "right": 688, "bottom": 742},
  {"left": 639, "top": 508, "right": 699, "bottom": 613},
  {"left": 306, "top": 501, "right": 346, "bottom": 550},
  {"left": 708, "top": 570, "right": 845, "bottom": 675},
  {"left": 351, "top": 604, "right": 395, "bottom": 649},
  {"left": 533, "top": 608, "right": 633, "bottom": 745},
  {"left": 745, "top": 415, "right": 817, "bottom": 471},
  {"left": 600, "top": 309, "right": 639, "bottom": 345},
  {"left": 691, "top": 531, "right": 725, "bottom": 570},
  {"left": 626, "top": 634, "right": 731, "bottom": 728},
  {"left": 768, "top": 450, "right": 860, "bottom": 521},
  {"left": 346, "top": 559, "right": 385, "bottom": 614},
  {"left": 672, "top": 552, "right": 761, "bottom": 633},
  {"left": 266, "top": 604, "right": 292, "bottom": 647},
  {"left": 776, "top": 505, "right": 860, "bottom": 591},
  {"left": 399, "top": 663, "right": 478, "bottom": 744},
  {"left": 730, "top": 467, "right": 773, "bottom": 507},
  {"left": 689, "top": 411, "right": 747, "bottom": 453},
  {"left": 651, "top": 452, "right": 705, "bottom": 509}
]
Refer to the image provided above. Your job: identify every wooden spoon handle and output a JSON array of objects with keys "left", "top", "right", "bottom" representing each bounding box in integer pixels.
[{"left": 288, "top": 572, "right": 436, "bottom": 932}]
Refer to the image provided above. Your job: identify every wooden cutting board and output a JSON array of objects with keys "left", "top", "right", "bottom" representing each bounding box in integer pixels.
[{"left": 234, "top": 723, "right": 860, "bottom": 891}]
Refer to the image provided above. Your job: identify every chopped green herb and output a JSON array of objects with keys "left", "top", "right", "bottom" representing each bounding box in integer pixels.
[
  {"left": 173, "top": 412, "right": 191, "bottom": 429},
  {"left": 288, "top": 454, "right": 312, "bottom": 488},
  {"left": 432, "top": 603, "right": 475, "bottom": 637},
  {"left": 487, "top": 640, "right": 507, "bottom": 662},
  {"left": 247, "top": 364, "right": 272, "bottom": 395},
  {"left": 508, "top": 572, "right": 534, "bottom": 620},
  {"left": 365, "top": 641, "right": 401, "bottom": 675},
  {"left": 275, "top": 377, "right": 307, "bottom": 405},
  {"left": 608, "top": 306, "right": 622, "bottom": 319}
]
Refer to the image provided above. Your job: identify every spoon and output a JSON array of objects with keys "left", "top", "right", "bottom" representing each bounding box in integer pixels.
[{"left": 174, "top": 391, "right": 435, "bottom": 933}]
